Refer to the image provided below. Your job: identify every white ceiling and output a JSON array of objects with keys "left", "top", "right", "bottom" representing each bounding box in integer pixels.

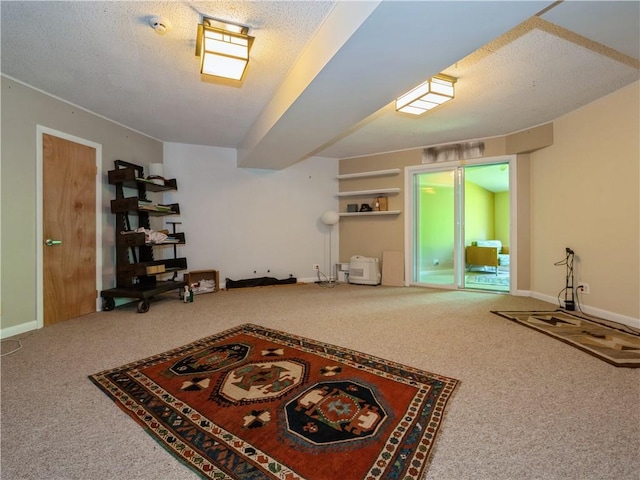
[{"left": 2, "top": 1, "right": 638, "bottom": 170}]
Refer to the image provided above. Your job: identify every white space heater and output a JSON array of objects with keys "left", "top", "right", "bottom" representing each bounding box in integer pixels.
[{"left": 348, "top": 255, "right": 381, "bottom": 285}]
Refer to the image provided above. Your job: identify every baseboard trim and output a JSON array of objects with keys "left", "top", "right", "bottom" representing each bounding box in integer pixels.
[
  {"left": 2, "top": 291, "right": 636, "bottom": 336},
  {"left": 1, "top": 320, "right": 39, "bottom": 339},
  {"left": 514, "top": 289, "right": 532, "bottom": 297},
  {"left": 530, "top": 291, "right": 640, "bottom": 329}
]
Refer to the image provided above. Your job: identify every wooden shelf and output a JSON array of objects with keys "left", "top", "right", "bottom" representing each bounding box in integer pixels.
[
  {"left": 117, "top": 232, "right": 185, "bottom": 247},
  {"left": 336, "top": 168, "right": 401, "bottom": 179},
  {"left": 102, "top": 160, "right": 188, "bottom": 313},
  {"left": 110, "top": 197, "right": 180, "bottom": 216},
  {"left": 116, "top": 257, "right": 188, "bottom": 277},
  {"left": 108, "top": 167, "right": 178, "bottom": 192},
  {"left": 337, "top": 188, "right": 400, "bottom": 197},
  {"left": 339, "top": 210, "right": 402, "bottom": 217}
]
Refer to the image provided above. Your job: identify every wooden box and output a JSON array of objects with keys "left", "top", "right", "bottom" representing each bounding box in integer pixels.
[
  {"left": 374, "top": 196, "right": 388, "bottom": 211},
  {"left": 183, "top": 270, "right": 220, "bottom": 293}
]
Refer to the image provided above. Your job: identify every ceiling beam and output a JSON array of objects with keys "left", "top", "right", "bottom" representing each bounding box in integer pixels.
[{"left": 237, "top": 1, "right": 552, "bottom": 170}]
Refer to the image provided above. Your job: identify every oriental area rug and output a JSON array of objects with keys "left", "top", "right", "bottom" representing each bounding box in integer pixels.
[
  {"left": 492, "top": 310, "right": 640, "bottom": 368},
  {"left": 89, "top": 324, "right": 459, "bottom": 480}
]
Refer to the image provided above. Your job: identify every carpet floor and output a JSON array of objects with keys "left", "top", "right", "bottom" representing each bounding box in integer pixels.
[{"left": 2, "top": 284, "right": 639, "bottom": 480}]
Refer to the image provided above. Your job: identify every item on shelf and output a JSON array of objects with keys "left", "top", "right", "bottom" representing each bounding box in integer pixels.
[
  {"left": 147, "top": 163, "right": 165, "bottom": 185},
  {"left": 146, "top": 264, "right": 166, "bottom": 275},
  {"left": 134, "top": 227, "right": 168, "bottom": 244},
  {"left": 138, "top": 203, "right": 173, "bottom": 213},
  {"left": 146, "top": 175, "right": 166, "bottom": 186},
  {"left": 374, "top": 196, "right": 388, "bottom": 211},
  {"left": 359, "top": 203, "right": 372, "bottom": 212},
  {"left": 347, "top": 204, "right": 358, "bottom": 212}
]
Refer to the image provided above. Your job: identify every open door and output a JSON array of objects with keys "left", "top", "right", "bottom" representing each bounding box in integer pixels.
[{"left": 406, "top": 156, "right": 515, "bottom": 292}]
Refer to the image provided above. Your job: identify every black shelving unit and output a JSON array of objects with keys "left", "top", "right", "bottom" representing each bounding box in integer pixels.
[{"left": 101, "top": 160, "right": 187, "bottom": 313}]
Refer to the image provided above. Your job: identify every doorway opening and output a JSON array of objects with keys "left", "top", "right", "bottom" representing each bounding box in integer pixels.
[{"left": 405, "top": 155, "right": 516, "bottom": 293}]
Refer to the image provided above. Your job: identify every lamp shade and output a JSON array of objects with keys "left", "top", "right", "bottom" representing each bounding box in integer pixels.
[{"left": 321, "top": 210, "right": 339, "bottom": 226}]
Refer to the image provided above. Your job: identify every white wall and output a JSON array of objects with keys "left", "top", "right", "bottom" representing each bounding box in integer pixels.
[{"left": 163, "top": 143, "right": 339, "bottom": 286}]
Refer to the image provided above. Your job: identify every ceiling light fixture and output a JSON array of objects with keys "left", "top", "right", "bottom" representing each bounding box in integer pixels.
[
  {"left": 395, "top": 74, "right": 457, "bottom": 116},
  {"left": 195, "top": 16, "right": 254, "bottom": 81}
]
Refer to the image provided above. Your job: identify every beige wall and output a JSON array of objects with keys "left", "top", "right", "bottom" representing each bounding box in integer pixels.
[
  {"left": 1, "top": 77, "right": 163, "bottom": 333},
  {"left": 338, "top": 83, "right": 639, "bottom": 321},
  {"left": 530, "top": 82, "right": 639, "bottom": 320},
  {"left": 338, "top": 150, "right": 420, "bottom": 263}
]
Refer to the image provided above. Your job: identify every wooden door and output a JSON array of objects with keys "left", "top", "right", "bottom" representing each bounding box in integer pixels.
[{"left": 43, "top": 134, "right": 97, "bottom": 325}]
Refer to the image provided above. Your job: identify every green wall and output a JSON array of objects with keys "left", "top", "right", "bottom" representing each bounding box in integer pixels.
[
  {"left": 495, "top": 191, "right": 510, "bottom": 246},
  {"left": 464, "top": 181, "right": 495, "bottom": 244},
  {"left": 416, "top": 176, "right": 509, "bottom": 274},
  {"left": 418, "top": 185, "right": 455, "bottom": 270}
]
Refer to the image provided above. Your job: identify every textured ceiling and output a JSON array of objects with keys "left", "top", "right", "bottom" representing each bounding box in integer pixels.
[{"left": 1, "top": 1, "right": 639, "bottom": 169}]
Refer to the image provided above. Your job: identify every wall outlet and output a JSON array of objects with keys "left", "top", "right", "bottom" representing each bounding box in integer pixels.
[
  {"left": 577, "top": 283, "right": 590, "bottom": 294},
  {"left": 313, "top": 264, "right": 320, "bottom": 270}
]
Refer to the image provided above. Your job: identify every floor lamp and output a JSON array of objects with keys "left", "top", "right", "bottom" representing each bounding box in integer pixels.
[{"left": 321, "top": 210, "right": 339, "bottom": 283}]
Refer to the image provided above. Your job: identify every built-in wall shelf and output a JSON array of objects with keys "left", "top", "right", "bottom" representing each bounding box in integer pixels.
[
  {"left": 339, "top": 210, "right": 402, "bottom": 217},
  {"left": 337, "top": 168, "right": 402, "bottom": 218},
  {"left": 336, "top": 168, "right": 401, "bottom": 180},
  {"left": 337, "top": 187, "right": 401, "bottom": 197}
]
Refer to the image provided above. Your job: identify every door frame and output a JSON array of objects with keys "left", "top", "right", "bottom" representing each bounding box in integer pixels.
[
  {"left": 36, "top": 125, "right": 103, "bottom": 329},
  {"left": 404, "top": 154, "right": 518, "bottom": 292}
]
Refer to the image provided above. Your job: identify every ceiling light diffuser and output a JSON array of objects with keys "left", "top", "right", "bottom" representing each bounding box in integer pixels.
[
  {"left": 396, "top": 74, "right": 457, "bottom": 116},
  {"left": 196, "top": 17, "right": 254, "bottom": 81}
]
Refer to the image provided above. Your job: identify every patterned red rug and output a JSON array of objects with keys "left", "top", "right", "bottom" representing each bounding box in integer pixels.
[{"left": 90, "top": 324, "right": 459, "bottom": 479}]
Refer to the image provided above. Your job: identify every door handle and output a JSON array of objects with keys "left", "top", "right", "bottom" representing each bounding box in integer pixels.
[{"left": 45, "top": 239, "right": 63, "bottom": 246}]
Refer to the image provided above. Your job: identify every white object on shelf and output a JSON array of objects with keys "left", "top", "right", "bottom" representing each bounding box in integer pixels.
[
  {"left": 337, "top": 187, "right": 400, "bottom": 197},
  {"left": 148, "top": 163, "right": 164, "bottom": 185},
  {"left": 336, "top": 168, "right": 401, "bottom": 180}
]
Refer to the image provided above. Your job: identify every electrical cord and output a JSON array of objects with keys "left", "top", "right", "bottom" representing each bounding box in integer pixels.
[
  {"left": 315, "top": 269, "right": 337, "bottom": 288},
  {"left": 554, "top": 249, "right": 574, "bottom": 309},
  {"left": 572, "top": 290, "right": 640, "bottom": 337},
  {"left": 1, "top": 338, "right": 23, "bottom": 357},
  {"left": 556, "top": 286, "right": 568, "bottom": 308},
  {"left": 554, "top": 248, "right": 639, "bottom": 336}
]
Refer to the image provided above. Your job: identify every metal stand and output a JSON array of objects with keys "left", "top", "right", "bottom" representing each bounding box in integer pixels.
[{"left": 563, "top": 248, "right": 575, "bottom": 311}]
